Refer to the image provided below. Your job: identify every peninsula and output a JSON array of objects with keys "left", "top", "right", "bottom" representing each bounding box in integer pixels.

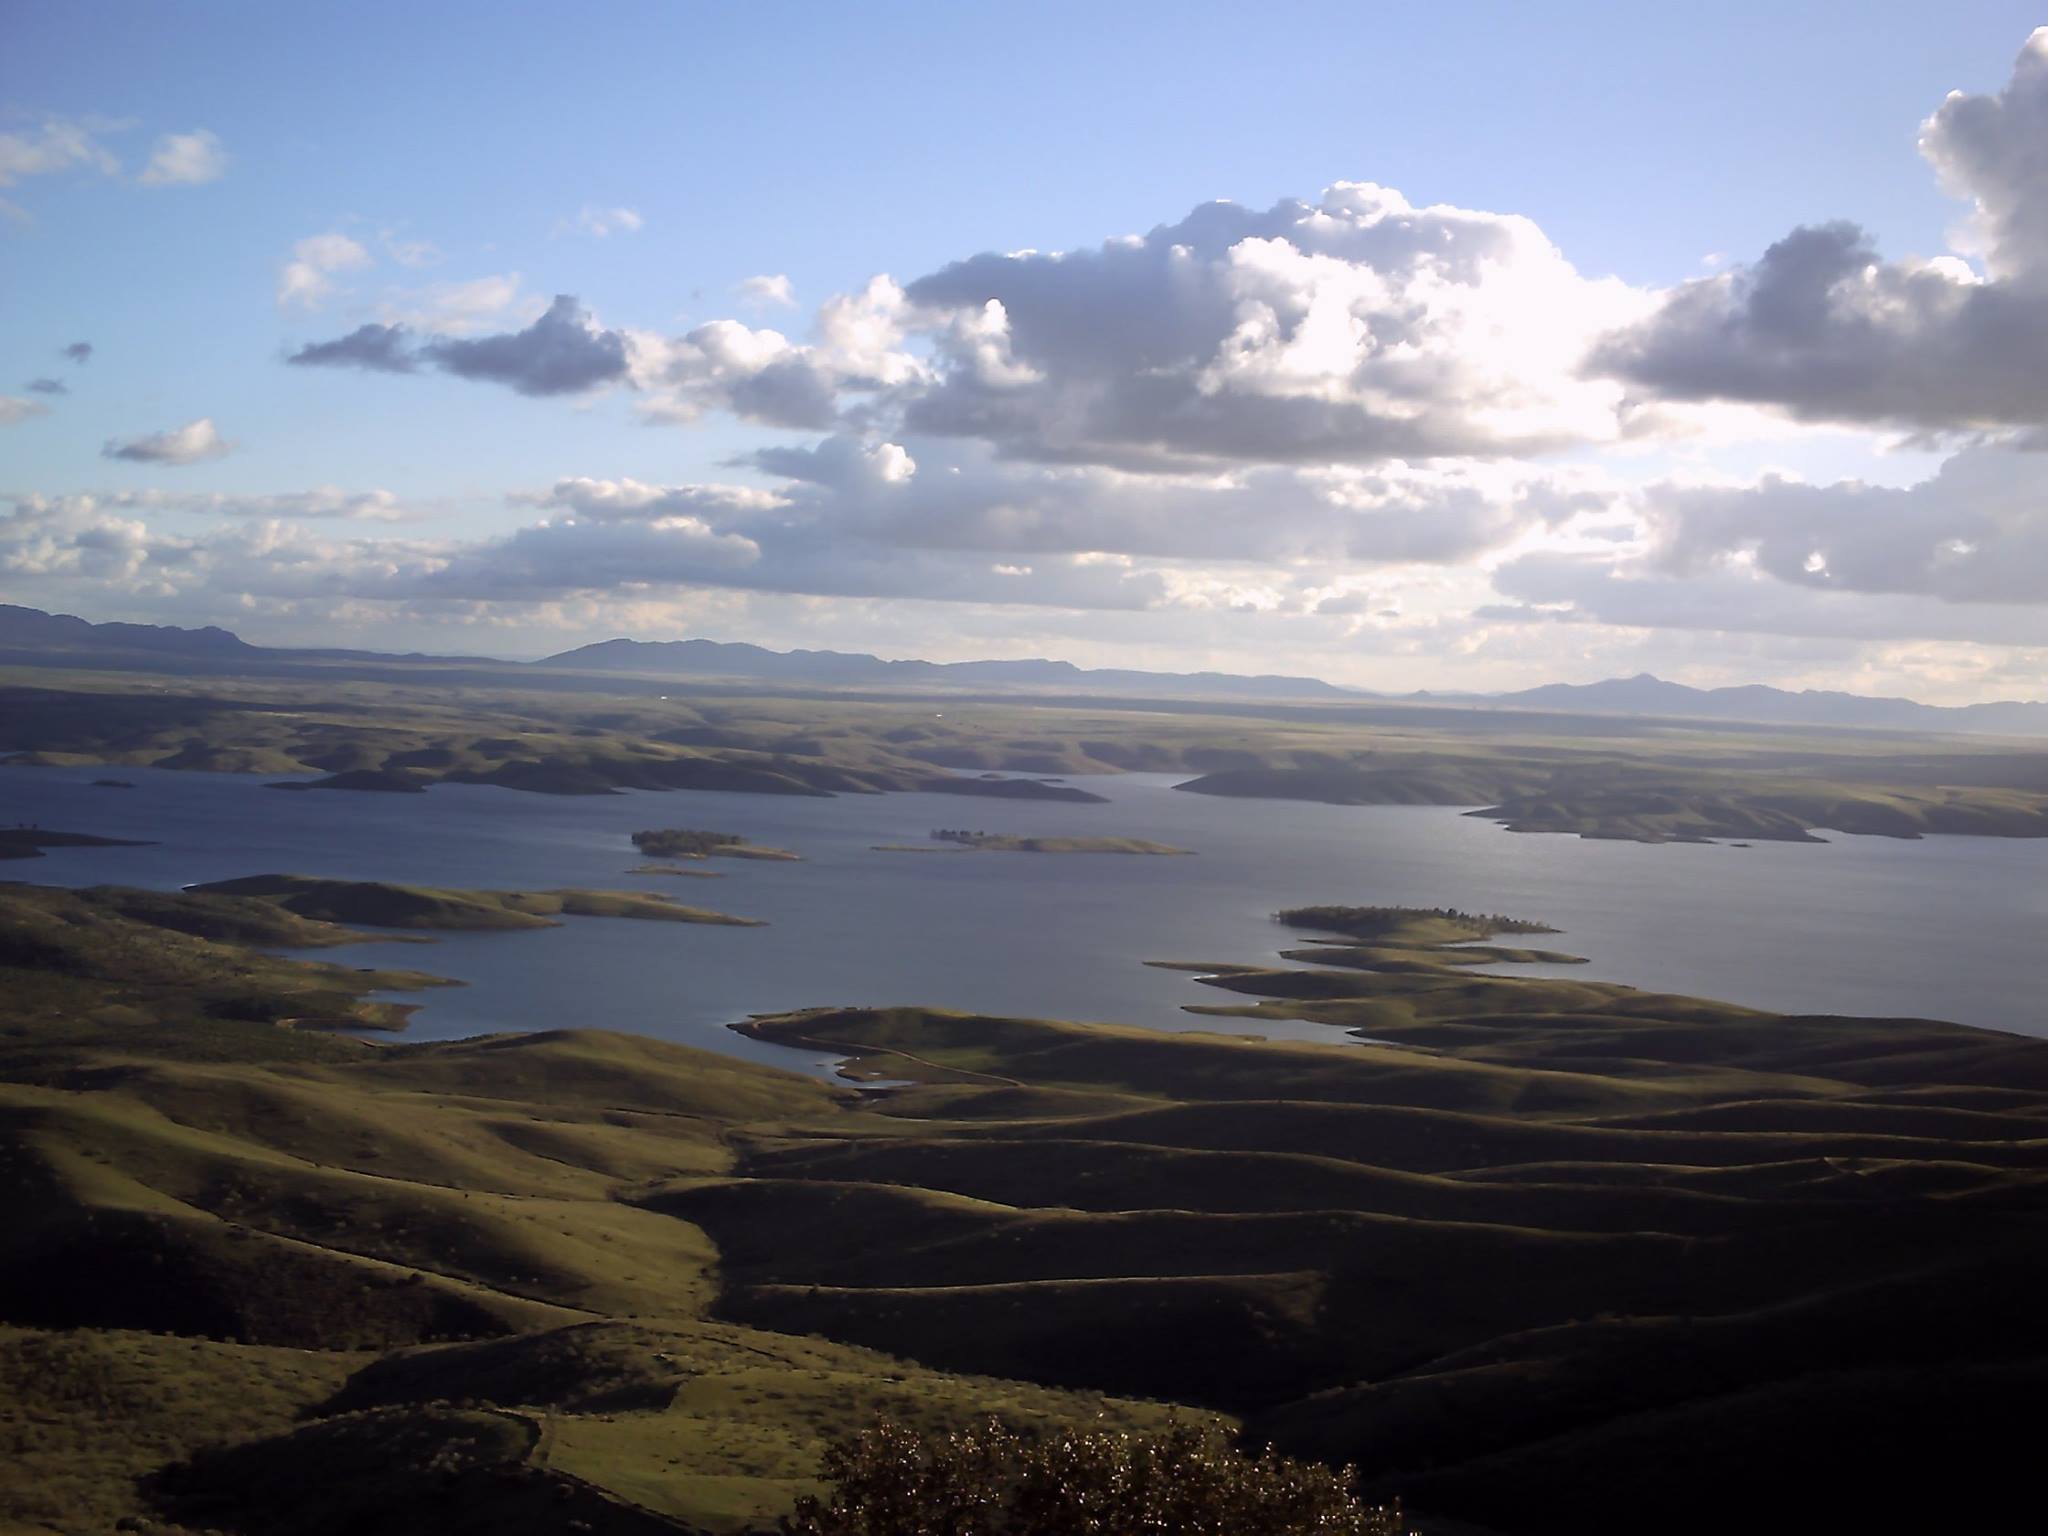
[{"left": 189, "top": 874, "right": 763, "bottom": 929}]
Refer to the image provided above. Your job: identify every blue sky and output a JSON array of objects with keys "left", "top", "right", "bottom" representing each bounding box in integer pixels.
[{"left": 4, "top": 2, "right": 2048, "bottom": 699}]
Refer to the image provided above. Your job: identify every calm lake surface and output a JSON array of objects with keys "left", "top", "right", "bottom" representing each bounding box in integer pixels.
[{"left": 6, "top": 764, "right": 2045, "bottom": 1074}]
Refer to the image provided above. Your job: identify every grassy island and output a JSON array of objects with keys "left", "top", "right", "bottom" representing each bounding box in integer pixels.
[
  {"left": 190, "top": 874, "right": 763, "bottom": 928},
  {"left": 874, "top": 831, "right": 1192, "bottom": 856},
  {"left": 1275, "top": 905, "right": 1557, "bottom": 941},
  {"left": 1259, "top": 906, "right": 1583, "bottom": 972},
  {"left": 631, "top": 828, "right": 800, "bottom": 861}
]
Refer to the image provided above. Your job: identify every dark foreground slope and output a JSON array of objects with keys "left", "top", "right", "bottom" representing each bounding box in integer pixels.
[{"left": 725, "top": 911, "right": 2048, "bottom": 1536}]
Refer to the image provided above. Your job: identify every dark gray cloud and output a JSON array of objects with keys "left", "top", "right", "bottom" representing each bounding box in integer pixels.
[
  {"left": 62, "top": 342, "right": 93, "bottom": 364},
  {"left": 1592, "top": 221, "right": 2048, "bottom": 429},
  {"left": 421, "top": 295, "right": 630, "bottom": 396},
  {"left": 288, "top": 296, "right": 632, "bottom": 396},
  {"left": 288, "top": 322, "right": 418, "bottom": 373},
  {"left": 1477, "top": 437, "right": 2048, "bottom": 648},
  {"left": 25, "top": 377, "right": 67, "bottom": 395},
  {"left": 1644, "top": 445, "right": 2048, "bottom": 605},
  {"left": 723, "top": 354, "right": 840, "bottom": 429},
  {"left": 1593, "top": 32, "right": 2048, "bottom": 431}
]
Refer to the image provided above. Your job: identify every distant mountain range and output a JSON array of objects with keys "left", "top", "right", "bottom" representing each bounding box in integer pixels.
[
  {"left": 1468, "top": 673, "right": 2048, "bottom": 737},
  {"left": 0, "top": 602, "right": 260, "bottom": 660},
  {"left": 0, "top": 603, "right": 486, "bottom": 670},
  {"left": 4, "top": 603, "right": 2045, "bottom": 735},
  {"left": 535, "top": 636, "right": 1355, "bottom": 700}
]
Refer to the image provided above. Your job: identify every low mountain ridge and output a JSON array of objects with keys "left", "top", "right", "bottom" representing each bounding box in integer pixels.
[
  {"left": 1, "top": 603, "right": 2043, "bottom": 732},
  {"left": 536, "top": 636, "right": 1356, "bottom": 700},
  {"left": 0, "top": 602, "right": 258, "bottom": 658},
  {"left": 1483, "top": 672, "right": 2048, "bottom": 735}
]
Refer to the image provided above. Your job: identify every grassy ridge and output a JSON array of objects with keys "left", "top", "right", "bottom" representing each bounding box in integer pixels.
[
  {"left": 0, "top": 889, "right": 1214, "bottom": 1534},
  {"left": 718, "top": 908, "right": 2048, "bottom": 1534}
]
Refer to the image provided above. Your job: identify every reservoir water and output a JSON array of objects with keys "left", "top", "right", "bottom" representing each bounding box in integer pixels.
[{"left": 5, "top": 764, "right": 2045, "bottom": 1074}]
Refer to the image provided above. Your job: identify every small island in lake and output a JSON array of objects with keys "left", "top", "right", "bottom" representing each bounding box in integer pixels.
[
  {"left": 1264, "top": 905, "right": 1582, "bottom": 969},
  {"left": 1275, "top": 904, "right": 1559, "bottom": 941},
  {"left": 874, "top": 828, "right": 1193, "bottom": 855},
  {"left": 630, "top": 827, "right": 800, "bottom": 861}
]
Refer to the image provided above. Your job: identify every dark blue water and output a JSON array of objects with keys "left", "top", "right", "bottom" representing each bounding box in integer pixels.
[{"left": 4, "top": 764, "right": 2044, "bottom": 1074}]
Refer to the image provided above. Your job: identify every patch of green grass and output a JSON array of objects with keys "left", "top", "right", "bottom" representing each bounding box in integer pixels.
[{"left": 0, "top": 1325, "right": 363, "bottom": 1534}]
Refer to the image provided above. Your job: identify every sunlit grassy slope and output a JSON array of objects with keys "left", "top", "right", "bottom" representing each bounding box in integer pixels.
[{"left": 0, "top": 886, "right": 1209, "bottom": 1535}]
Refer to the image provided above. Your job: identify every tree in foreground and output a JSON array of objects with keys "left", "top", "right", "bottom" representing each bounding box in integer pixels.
[{"left": 783, "top": 1418, "right": 1407, "bottom": 1536}]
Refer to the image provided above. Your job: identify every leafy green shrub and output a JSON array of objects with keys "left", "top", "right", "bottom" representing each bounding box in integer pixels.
[{"left": 783, "top": 1418, "right": 1406, "bottom": 1535}]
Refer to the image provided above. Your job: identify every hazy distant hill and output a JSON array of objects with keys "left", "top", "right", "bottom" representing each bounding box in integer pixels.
[
  {"left": 0, "top": 602, "right": 261, "bottom": 660},
  {"left": 2, "top": 604, "right": 2043, "bottom": 732},
  {"left": 1479, "top": 672, "right": 2048, "bottom": 736},
  {"left": 0, "top": 604, "right": 490, "bottom": 674},
  {"left": 535, "top": 636, "right": 1358, "bottom": 700}
]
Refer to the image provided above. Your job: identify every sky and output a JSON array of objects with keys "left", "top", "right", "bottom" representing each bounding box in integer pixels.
[{"left": 4, "top": 1, "right": 2048, "bottom": 702}]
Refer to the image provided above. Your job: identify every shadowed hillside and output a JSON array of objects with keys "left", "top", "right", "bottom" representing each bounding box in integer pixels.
[{"left": 721, "top": 907, "right": 2048, "bottom": 1535}]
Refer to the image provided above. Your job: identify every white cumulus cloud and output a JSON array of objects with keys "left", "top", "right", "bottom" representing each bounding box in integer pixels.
[
  {"left": 137, "top": 129, "right": 227, "bottom": 186},
  {"left": 0, "top": 396, "right": 52, "bottom": 426},
  {"left": 740, "top": 273, "right": 796, "bottom": 308},
  {"left": 278, "top": 233, "right": 373, "bottom": 309},
  {"left": 101, "top": 418, "right": 232, "bottom": 465},
  {"left": 561, "top": 205, "right": 644, "bottom": 238}
]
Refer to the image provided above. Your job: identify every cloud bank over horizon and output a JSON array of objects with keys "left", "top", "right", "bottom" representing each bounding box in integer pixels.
[{"left": 7, "top": 26, "right": 2048, "bottom": 703}]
